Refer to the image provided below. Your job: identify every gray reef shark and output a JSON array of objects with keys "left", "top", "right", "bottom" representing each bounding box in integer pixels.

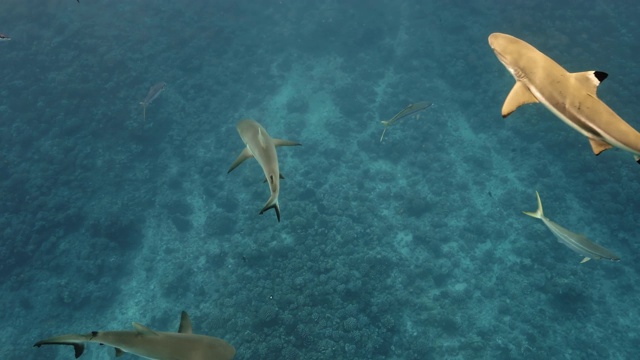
[
  {"left": 489, "top": 32, "right": 640, "bottom": 163},
  {"left": 34, "top": 311, "right": 236, "bottom": 360},
  {"left": 228, "top": 119, "right": 301, "bottom": 222}
]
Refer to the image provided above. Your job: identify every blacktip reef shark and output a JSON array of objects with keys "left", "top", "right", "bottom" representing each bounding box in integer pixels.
[
  {"left": 489, "top": 32, "right": 640, "bottom": 163},
  {"left": 523, "top": 191, "right": 620, "bottom": 263},
  {"left": 0, "top": 33, "right": 10, "bottom": 41},
  {"left": 140, "top": 82, "right": 166, "bottom": 121},
  {"left": 33, "top": 311, "right": 236, "bottom": 360},
  {"left": 228, "top": 119, "right": 301, "bottom": 222},
  {"left": 379, "top": 101, "right": 432, "bottom": 142}
]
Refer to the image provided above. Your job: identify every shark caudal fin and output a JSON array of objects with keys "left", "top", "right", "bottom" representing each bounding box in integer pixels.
[
  {"left": 523, "top": 191, "right": 544, "bottom": 219},
  {"left": 259, "top": 196, "right": 281, "bottom": 222},
  {"left": 34, "top": 334, "right": 90, "bottom": 359}
]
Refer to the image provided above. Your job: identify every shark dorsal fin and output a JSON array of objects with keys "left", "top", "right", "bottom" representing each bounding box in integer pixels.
[
  {"left": 501, "top": 82, "right": 539, "bottom": 118},
  {"left": 178, "top": 311, "right": 193, "bottom": 334},
  {"left": 571, "top": 71, "right": 608, "bottom": 96},
  {"left": 132, "top": 323, "right": 159, "bottom": 336},
  {"left": 115, "top": 348, "right": 126, "bottom": 357}
]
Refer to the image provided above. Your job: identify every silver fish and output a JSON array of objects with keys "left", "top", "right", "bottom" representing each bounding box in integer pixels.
[
  {"left": 139, "top": 82, "right": 166, "bottom": 121},
  {"left": 523, "top": 191, "right": 620, "bottom": 263},
  {"left": 380, "top": 101, "right": 432, "bottom": 142}
]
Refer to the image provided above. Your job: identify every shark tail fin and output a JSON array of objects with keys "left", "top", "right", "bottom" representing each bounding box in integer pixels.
[
  {"left": 523, "top": 191, "right": 544, "bottom": 219},
  {"left": 34, "top": 335, "right": 88, "bottom": 359},
  {"left": 259, "top": 196, "right": 281, "bottom": 222}
]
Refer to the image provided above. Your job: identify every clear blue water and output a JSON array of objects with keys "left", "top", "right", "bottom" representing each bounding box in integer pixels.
[{"left": 1, "top": 1, "right": 639, "bottom": 359}]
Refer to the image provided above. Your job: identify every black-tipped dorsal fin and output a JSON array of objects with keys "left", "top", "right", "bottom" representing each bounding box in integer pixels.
[
  {"left": 501, "top": 82, "right": 538, "bottom": 118},
  {"left": 571, "top": 71, "right": 608, "bottom": 96},
  {"left": 132, "top": 323, "right": 159, "bottom": 336},
  {"left": 178, "top": 311, "right": 193, "bottom": 334},
  {"left": 115, "top": 348, "right": 126, "bottom": 357}
]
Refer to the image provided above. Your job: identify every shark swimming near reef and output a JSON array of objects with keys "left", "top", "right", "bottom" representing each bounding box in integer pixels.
[
  {"left": 489, "top": 32, "right": 640, "bottom": 163},
  {"left": 228, "top": 119, "right": 301, "bottom": 222},
  {"left": 34, "top": 311, "right": 236, "bottom": 360}
]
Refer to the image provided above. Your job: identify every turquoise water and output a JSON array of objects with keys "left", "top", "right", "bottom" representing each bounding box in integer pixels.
[{"left": 1, "top": 1, "right": 639, "bottom": 359}]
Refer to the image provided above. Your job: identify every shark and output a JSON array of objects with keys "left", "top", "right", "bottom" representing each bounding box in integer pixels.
[
  {"left": 228, "top": 119, "right": 300, "bottom": 222},
  {"left": 489, "top": 32, "right": 640, "bottom": 163},
  {"left": 33, "top": 311, "right": 235, "bottom": 360},
  {"left": 523, "top": 191, "right": 620, "bottom": 263}
]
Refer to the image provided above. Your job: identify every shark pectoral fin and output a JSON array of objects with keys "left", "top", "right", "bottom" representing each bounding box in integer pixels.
[
  {"left": 178, "top": 311, "right": 193, "bottom": 334},
  {"left": 115, "top": 348, "right": 126, "bottom": 357},
  {"left": 132, "top": 323, "right": 159, "bottom": 336},
  {"left": 634, "top": 155, "right": 640, "bottom": 164},
  {"left": 580, "top": 257, "right": 591, "bottom": 263},
  {"left": 588, "top": 138, "right": 613, "bottom": 155},
  {"left": 571, "top": 71, "right": 608, "bottom": 95},
  {"left": 228, "top": 148, "right": 253, "bottom": 173},
  {"left": 501, "top": 82, "right": 538, "bottom": 118},
  {"left": 273, "top": 138, "right": 302, "bottom": 147}
]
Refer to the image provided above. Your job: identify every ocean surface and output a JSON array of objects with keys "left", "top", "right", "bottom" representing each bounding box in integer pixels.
[{"left": 1, "top": 1, "right": 639, "bottom": 359}]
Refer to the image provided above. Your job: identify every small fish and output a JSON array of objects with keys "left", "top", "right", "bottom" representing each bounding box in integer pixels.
[
  {"left": 0, "top": 33, "right": 10, "bottom": 41},
  {"left": 380, "top": 101, "right": 432, "bottom": 142},
  {"left": 139, "top": 82, "right": 166, "bottom": 121},
  {"left": 523, "top": 191, "right": 620, "bottom": 263}
]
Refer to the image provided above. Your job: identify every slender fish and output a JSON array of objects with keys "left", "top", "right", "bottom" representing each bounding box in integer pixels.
[
  {"left": 523, "top": 191, "right": 620, "bottom": 263},
  {"left": 0, "top": 33, "right": 10, "bottom": 41},
  {"left": 139, "top": 82, "right": 166, "bottom": 121},
  {"left": 380, "top": 101, "right": 432, "bottom": 142}
]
